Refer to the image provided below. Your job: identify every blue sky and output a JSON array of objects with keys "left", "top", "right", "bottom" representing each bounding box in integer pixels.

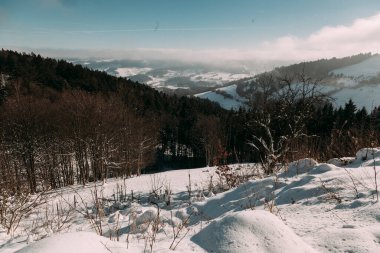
[{"left": 1, "top": 0, "right": 380, "bottom": 63}]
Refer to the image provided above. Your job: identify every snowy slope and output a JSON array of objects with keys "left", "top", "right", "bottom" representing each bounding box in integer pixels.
[
  {"left": 115, "top": 67, "right": 152, "bottom": 77},
  {"left": 331, "top": 55, "right": 380, "bottom": 79},
  {"left": 326, "top": 56, "right": 380, "bottom": 108},
  {"left": 195, "top": 84, "right": 247, "bottom": 110},
  {"left": 15, "top": 232, "right": 129, "bottom": 253},
  {"left": 1, "top": 151, "right": 380, "bottom": 253},
  {"left": 331, "top": 85, "right": 380, "bottom": 110},
  {"left": 211, "top": 55, "right": 380, "bottom": 110}
]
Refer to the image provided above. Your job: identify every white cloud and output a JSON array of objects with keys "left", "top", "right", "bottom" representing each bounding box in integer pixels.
[
  {"left": 15, "top": 12, "right": 380, "bottom": 72},
  {"left": 256, "top": 12, "right": 380, "bottom": 61},
  {"left": 120, "top": 12, "right": 380, "bottom": 65}
]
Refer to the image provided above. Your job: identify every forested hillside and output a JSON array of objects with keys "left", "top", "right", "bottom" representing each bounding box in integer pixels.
[
  {"left": 234, "top": 53, "right": 376, "bottom": 98},
  {"left": 0, "top": 50, "right": 379, "bottom": 194},
  {"left": 0, "top": 50, "right": 254, "bottom": 193},
  {"left": 270, "top": 53, "right": 374, "bottom": 80}
]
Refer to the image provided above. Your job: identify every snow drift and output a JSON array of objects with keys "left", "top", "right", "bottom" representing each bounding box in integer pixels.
[
  {"left": 15, "top": 232, "right": 128, "bottom": 253},
  {"left": 192, "top": 210, "right": 317, "bottom": 253},
  {"left": 2, "top": 148, "right": 380, "bottom": 253}
]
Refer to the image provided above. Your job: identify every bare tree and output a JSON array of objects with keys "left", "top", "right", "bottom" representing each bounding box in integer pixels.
[{"left": 249, "top": 71, "right": 329, "bottom": 174}]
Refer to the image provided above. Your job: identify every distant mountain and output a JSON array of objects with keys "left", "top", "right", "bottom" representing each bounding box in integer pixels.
[
  {"left": 194, "top": 53, "right": 380, "bottom": 110},
  {"left": 71, "top": 58, "right": 252, "bottom": 95},
  {"left": 70, "top": 54, "right": 380, "bottom": 110}
]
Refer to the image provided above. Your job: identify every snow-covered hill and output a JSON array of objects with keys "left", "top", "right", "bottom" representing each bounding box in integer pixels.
[
  {"left": 330, "top": 55, "right": 380, "bottom": 79},
  {"left": 198, "top": 55, "right": 380, "bottom": 110},
  {"left": 325, "top": 56, "right": 380, "bottom": 109},
  {"left": 129, "top": 70, "right": 249, "bottom": 90},
  {"left": 328, "top": 85, "right": 380, "bottom": 110},
  {"left": 71, "top": 59, "right": 251, "bottom": 93},
  {"left": 194, "top": 84, "right": 248, "bottom": 110},
  {"left": 1, "top": 148, "right": 380, "bottom": 253}
]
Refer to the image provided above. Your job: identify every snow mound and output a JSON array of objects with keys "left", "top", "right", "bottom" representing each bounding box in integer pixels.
[
  {"left": 16, "top": 232, "right": 126, "bottom": 253},
  {"left": 191, "top": 210, "right": 317, "bottom": 253},
  {"left": 309, "top": 163, "right": 339, "bottom": 175},
  {"left": 355, "top": 147, "right": 380, "bottom": 161},
  {"left": 287, "top": 158, "right": 318, "bottom": 176},
  {"left": 135, "top": 209, "right": 157, "bottom": 226},
  {"left": 327, "top": 157, "right": 355, "bottom": 166},
  {"left": 315, "top": 227, "right": 380, "bottom": 253}
]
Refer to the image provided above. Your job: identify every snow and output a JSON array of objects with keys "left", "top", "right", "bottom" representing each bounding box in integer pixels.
[
  {"left": 259, "top": 56, "right": 380, "bottom": 110},
  {"left": 324, "top": 56, "right": 380, "bottom": 109},
  {"left": 164, "top": 85, "right": 190, "bottom": 90},
  {"left": 218, "top": 84, "right": 244, "bottom": 98},
  {"left": 115, "top": 67, "right": 152, "bottom": 77},
  {"left": 287, "top": 158, "right": 318, "bottom": 176},
  {"left": 331, "top": 85, "right": 380, "bottom": 110},
  {"left": 314, "top": 227, "right": 380, "bottom": 253},
  {"left": 148, "top": 71, "right": 250, "bottom": 89},
  {"left": 330, "top": 56, "right": 380, "bottom": 79},
  {"left": 113, "top": 65, "right": 250, "bottom": 90},
  {"left": 15, "top": 232, "right": 128, "bottom": 253},
  {"left": 95, "top": 59, "right": 115, "bottom": 63},
  {"left": 192, "top": 210, "right": 317, "bottom": 253},
  {"left": 336, "top": 77, "right": 360, "bottom": 88},
  {"left": 356, "top": 147, "right": 380, "bottom": 161},
  {"left": 327, "top": 157, "right": 355, "bottom": 167},
  {"left": 308, "top": 163, "right": 339, "bottom": 175},
  {"left": 195, "top": 84, "right": 247, "bottom": 110},
  {"left": 195, "top": 91, "right": 242, "bottom": 110},
  {"left": 1, "top": 150, "right": 380, "bottom": 253},
  {"left": 190, "top": 72, "right": 250, "bottom": 86},
  {"left": 319, "top": 80, "right": 380, "bottom": 109}
]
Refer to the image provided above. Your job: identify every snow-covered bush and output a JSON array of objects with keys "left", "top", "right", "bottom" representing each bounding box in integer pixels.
[
  {"left": 136, "top": 210, "right": 158, "bottom": 227},
  {"left": 215, "top": 165, "right": 243, "bottom": 190},
  {"left": 0, "top": 191, "right": 44, "bottom": 237},
  {"left": 287, "top": 158, "right": 318, "bottom": 176},
  {"left": 309, "top": 163, "right": 338, "bottom": 175},
  {"left": 355, "top": 147, "right": 380, "bottom": 161},
  {"left": 327, "top": 157, "right": 355, "bottom": 166}
]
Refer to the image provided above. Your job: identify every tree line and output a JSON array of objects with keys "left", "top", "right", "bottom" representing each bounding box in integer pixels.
[{"left": 0, "top": 50, "right": 379, "bottom": 194}]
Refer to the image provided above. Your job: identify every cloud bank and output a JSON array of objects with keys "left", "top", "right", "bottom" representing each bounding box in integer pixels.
[
  {"left": 15, "top": 11, "right": 380, "bottom": 71},
  {"left": 90, "top": 12, "right": 380, "bottom": 64},
  {"left": 256, "top": 12, "right": 380, "bottom": 61}
]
